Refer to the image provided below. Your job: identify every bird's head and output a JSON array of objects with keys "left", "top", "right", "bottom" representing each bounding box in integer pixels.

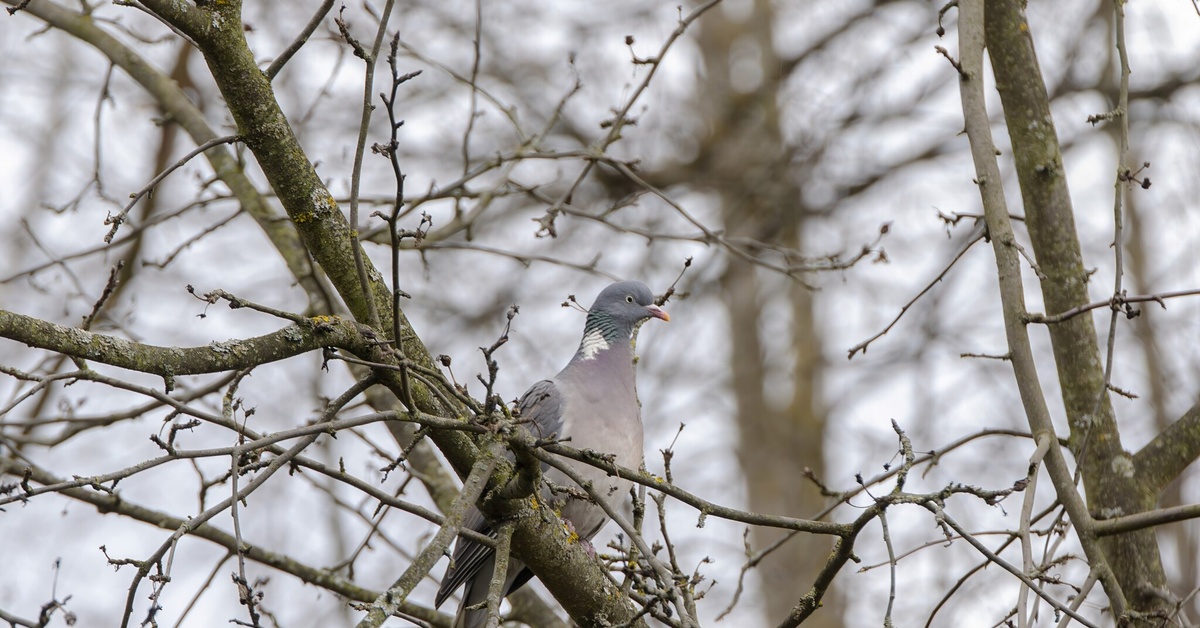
[{"left": 587, "top": 281, "right": 669, "bottom": 337}]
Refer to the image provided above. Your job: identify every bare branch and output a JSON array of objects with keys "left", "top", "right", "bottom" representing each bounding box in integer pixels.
[
  {"left": 265, "top": 0, "right": 335, "bottom": 80},
  {"left": 1025, "top": 288, "right": 1200, "bottom": 324}
]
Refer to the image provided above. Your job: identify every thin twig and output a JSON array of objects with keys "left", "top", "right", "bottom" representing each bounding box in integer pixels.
[
  {"left": 265, "top": 0, "right": 335, "bottom": 80},
  {"left": 460, "top": 0, "right": 482, "bottom": 177},
  {"left": 1017, "top": 434, "right": 1052, "bottom": 628},
  {"left": 80, "top": 261, "right": 125, "bottom": 331},
  {"left": 879, "top": 510, "right": 898, "bottom": 628},
  {"left": 105, "top": 134, "right": 239, "bottom": 243},
  {"left": 117, "top": 432, "right": 324, "bottom": 628},
  {"left": 377, "top": 34, "right": 422, "bottom": 412},
  {"left": 345, "top": 0, "right": 397, "bottom": 330},
  {"left": 1025, "top": 288, "right": 1198, "bottom": 324},
  {"left": 849, "top": 220, "right": 985, "bottom": 358},
  {"left": 170, "top": 552, "right": 234, "bottom": 628},
  {"left": 1054, "top": 568, "right": 1100, "bottom": 628},
  {"left": 532, "top": 0, "right": 723, "bottom": 238},
  {"left": 1099, "top": 0, "right": 1134, "bottom": 414}
]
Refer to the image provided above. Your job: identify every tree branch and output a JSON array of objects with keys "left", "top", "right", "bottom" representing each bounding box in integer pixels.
[
  {"left": 265, "top": 0, "right": 335, "bottom": 80},
  {"left": 1095, "top": 503, "right": 1200, "bottom": 537},
  {"left": 135, "top": 0, "right": 483, "bottom": 479},
  {"left": 1024, "top": 288, "right": 1200, "bottom": 325},
  {"left": 0, "top": 309, "right": 361, "bottom": 377},
  {"left": 956, "top": 0, "right": 1127, "bottom": 615},
  {"left": 776, "top": 508, "right": 873, "bottom": 628},
  {"left": 1134, "top": 398, "right": 1200, "bottom": 495},
  {"left": 540, "top": 441, "right": 846, "bottom": 535}
]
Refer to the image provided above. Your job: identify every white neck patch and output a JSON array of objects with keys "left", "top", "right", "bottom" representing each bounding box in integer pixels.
[{"left": 578, "top": 328, "right": 610, "bottom": 360}]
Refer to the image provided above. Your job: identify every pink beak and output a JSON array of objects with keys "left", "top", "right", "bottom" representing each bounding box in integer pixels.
[{"left": 646, "top": 305, "right": 670, "bottom": 322}]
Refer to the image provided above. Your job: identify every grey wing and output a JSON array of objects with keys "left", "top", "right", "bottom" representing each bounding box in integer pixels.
[
  {"left": 434, "top": 379, "right": 566, "bottom": 608},
  {"left": 516, "top": 378, "right": 567, "bottom": 442}
]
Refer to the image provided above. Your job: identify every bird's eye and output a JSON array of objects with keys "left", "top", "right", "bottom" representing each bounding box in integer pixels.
[{"left": 625, "top": 295, "right": 634, "bottom": 303}]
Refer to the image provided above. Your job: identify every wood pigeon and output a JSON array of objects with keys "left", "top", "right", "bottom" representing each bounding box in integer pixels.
[{"left": 435, "top": 281, "right": 669, "bottom": 628}]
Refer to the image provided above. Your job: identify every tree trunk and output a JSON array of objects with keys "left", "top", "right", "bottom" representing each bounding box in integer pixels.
[{"left": 698, "top": 3, "right": 842, "bottom": 623}]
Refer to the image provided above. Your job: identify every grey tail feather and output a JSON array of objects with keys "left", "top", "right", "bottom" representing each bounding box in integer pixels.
[
  {"left": 455, "top": 561, "right": 531, "bottom": 628},
  {"left": 456, "top": 577, "right": 487, "bottom": 628}
]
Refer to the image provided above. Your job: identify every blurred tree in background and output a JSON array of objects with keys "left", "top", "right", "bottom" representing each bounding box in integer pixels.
[{"left": 2, "top": 0, "right": 1199, "bottom": 626}]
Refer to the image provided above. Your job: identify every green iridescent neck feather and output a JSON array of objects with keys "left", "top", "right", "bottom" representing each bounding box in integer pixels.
[{"left": 576, "top": 312, "right": 630, "bottom": 361}]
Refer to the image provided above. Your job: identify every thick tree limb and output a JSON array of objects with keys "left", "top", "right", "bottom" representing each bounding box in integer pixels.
[
  {"left": 1, "top": 1, "right": 726, "bottom": 625},
  {"left": 1095, "top": 502, "right": 1200, "bottom": 537},
  {"left": 1134, "top": 399, "right": 1200, "bottom": 495},
  {"left": 0, "top": 309, "right": 360, "bottom": 377},
  {"left": 139, "top": 0, "right": 390, "bottom": 330},
  {"left": 0, "top": 4, "right": 463, "bottom": 516},
  {"left": 985, "top": 2, "right": 1119, "bottom": 449},
  {"left": 133, "top": 0, "right": 482, "bottom": 474}
]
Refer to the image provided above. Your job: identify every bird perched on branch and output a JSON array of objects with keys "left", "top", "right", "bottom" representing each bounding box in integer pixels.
[{"left": 435, "top": 280, "right": 670, "bottom": 628}]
